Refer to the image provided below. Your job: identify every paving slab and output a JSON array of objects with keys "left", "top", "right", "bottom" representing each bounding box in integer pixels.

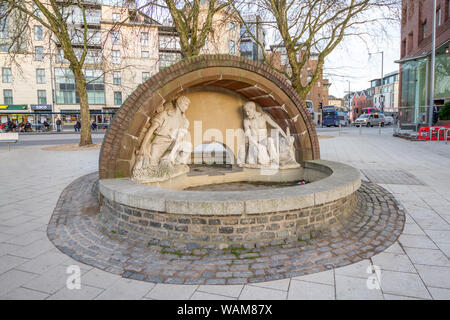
[
  {"left": 380, "top": 270, "right": 432, "bottom": 299},
  {"left": 335, "top": 275, "right": 383, "bottom": 300},
  {"left": 288, "top": 280, "right": 334, "bottom": 300}
]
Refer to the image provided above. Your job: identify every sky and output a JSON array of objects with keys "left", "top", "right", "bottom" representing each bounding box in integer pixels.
[{"left": 325, "top": 23, "right": 401, "bottom": 98}]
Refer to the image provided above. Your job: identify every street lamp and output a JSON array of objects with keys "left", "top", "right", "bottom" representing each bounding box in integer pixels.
[{"left": 369, "top": 51, "right": 384, "bottom": 112}]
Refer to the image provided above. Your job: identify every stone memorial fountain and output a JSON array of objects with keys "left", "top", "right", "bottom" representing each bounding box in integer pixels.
[{"left": 48, "top": 55, "right": 405, "bottom": 284}]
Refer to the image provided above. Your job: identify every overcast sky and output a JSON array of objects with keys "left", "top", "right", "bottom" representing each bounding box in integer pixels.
[{"left": 324, "top": 24, "right": 401, "bottom": 98}]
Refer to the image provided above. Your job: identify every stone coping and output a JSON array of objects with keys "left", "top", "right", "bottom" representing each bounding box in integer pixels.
[{"left": 98, "top": 160, "right": 361, "bottom": 216}]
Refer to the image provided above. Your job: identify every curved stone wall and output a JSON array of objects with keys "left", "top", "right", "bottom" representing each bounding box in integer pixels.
[
  {"left": 99, "top": 55, "right": 320, "bottom": 180},
  {"left": 97, "top": 160, "right": 361, "bottom": 249}
]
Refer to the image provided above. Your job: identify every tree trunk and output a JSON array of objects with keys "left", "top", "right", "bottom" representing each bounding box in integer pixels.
[{"left": 73, "top": 67, "right": 92, "bottom": 146}]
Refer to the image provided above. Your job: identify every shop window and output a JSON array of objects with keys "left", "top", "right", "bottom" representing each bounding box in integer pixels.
[
  {"left": 3, "top": 89, "right": 13, "bottom": 104},
  {"left": 2, "top": 67, "right": 12, "bottom": 83},
  {"left": 36, "top": 69, "right": 45, "bottom": 84},
  {"left": 37, "top": 90, "right": 46, "bottom": 104},
  {"left": 141, "top": 50, "right": 149, "bottom": 58}
]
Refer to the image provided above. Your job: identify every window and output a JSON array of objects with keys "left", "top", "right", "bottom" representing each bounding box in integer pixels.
[
  {"left": 37, "top": 90, "right": 47, "bottom": 104},
  {"left": 0, "top": 16, "right": 8, "bottom": 39},
  {"left": 141, "top": 50, "right": 149, "bottom": 58},
  {"left": 448, "top": 0, "right": 450, "bottom": 19},
  {"left": 3, "top": 89, "right": 13, "bottom": 104},
  {"left": 159, "top": 36, "right": 180, "bottom": 50},
  {"left": 55, "top": 68, "right": 105, "bottom": 105},
  {"left": 112, "top": 13, "right": 121, "bottom": 22},
  {"left": 158, "top": 52, "right": 181, "bottom": 68},
  {"left": 35, "top": 46, "right": 44, "bottom": 61},
  {"left": 113, "top": 71, "right": 121, "bottom": 85},
  {"left": 2, "top": 67, "right": 12, "bottom": 83},
  {"left": 111, "top": 31, "right": 120, "bottom": 45},
  {"left": 36, "top": 69, "right": 45, "bottom": 84},
  {"left": 34, "top": 25, "right": 43, "bottom": 41},
  {"left": 142, "top": 72, "right": 150, "bottom": 83},
  {"left": 33, "top": 4, "right": 41, "bottom": 18},
  {"left": 230, "top": 22, "right": 235, "bottom": 30},
  {"left": 114, "top": 91, "right": 122, "bottom": 105},
  {"left": 437, "top": 8, "right": 442, "bottom": 26},
  {"left": 230, "top": 40, "right": 235, "bottom": 54},
  {"left": 112, "top": 50, "right": 120, "bottom": 64},
  {"left": 141, "top": 32, "right": 149, "bottom": 46},
  {"left": 422, "top": 21, "right": 427, "bottom": 40}
]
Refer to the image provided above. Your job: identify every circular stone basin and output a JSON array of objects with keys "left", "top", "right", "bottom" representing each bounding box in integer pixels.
[
  {"left": 185, "top": 180, "right": 303, "bottom": 191},
  {"left": 98, "top": 160, "right": 361, "bottom": 250}
]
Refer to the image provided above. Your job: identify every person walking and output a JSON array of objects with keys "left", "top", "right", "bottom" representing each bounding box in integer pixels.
[{"left": 56, "top": 118, "right": 62, "bottom": 132}]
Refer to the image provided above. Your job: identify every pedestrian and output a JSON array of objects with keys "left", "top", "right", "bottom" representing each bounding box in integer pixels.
[
  {"left": 74, "top": 120, "right": 81, "bottom": 132},
  {"left": 91, "top": 120, "right": 97, "bottom": 131},
  {"left": 43, "top": 120, "right": 50, "bottom": 132},
  {"left": 432, "top": 105, "right": 439, "bottom": 126},
  {"left": 56, "top": 118, "right": 62, "bottom": 132}
]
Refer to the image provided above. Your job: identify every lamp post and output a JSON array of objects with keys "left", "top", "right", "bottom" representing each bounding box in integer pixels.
[
  {"left": 369, "top": 51, "right": 384, "bottom": 112},
  {"left": 428, "top": 0, "right": 437, "bottom": 127}
]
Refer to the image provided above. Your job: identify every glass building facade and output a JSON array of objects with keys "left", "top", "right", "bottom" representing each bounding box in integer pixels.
[{"left": 400, "top": 45, "right": 450, "bottom": 126}]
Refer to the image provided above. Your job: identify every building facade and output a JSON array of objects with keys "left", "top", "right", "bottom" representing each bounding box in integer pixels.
[
  {"left": 0, "top": 1, "right": 241, "bottom": 128},
  {"left": 268, "top": 45, "right": 330, "bottom": 123},
  {"left": 369, "top": 71, "right": 400, "bottom": 116},
  {"left": 351, "top": 90, "right": 368, "bottom": 120},
  {"left": 397, "top": 0, "right": 450, "bottom": 129}
]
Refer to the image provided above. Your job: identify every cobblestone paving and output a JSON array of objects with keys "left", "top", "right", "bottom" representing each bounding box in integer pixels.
[
  {"left": 47, "top": 172, "right": 405, "bottom": 285},
  {"left": 362, "top": 169, "right": 425, "bottom": 185}
]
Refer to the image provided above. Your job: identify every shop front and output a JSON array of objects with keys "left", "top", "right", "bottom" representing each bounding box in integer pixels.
[
  {"left": 0, "top": 105, "right": 30, "bottom": 126},
  {"left": 31, "top": 104, "right": 53, "bottom": 131},
  {"left": 399, "top": 43, "right": 450, "bottom": 129}
]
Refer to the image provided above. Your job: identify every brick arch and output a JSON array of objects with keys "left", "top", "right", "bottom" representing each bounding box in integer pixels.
[{"left": 99, "top": 55, "right": 320, "bottom": 179}]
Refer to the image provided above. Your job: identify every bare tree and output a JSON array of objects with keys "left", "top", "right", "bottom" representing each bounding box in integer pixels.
[
  {"left": 0, "top": 0, "right": 157, "bottom": 146},
  {"left": 145, "top": 0, "right": 235, "bottom": 58},
  {"left": 234, "top": 0, "right": 400, "bottom": 101}
]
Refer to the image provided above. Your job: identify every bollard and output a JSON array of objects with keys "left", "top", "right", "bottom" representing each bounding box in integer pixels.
[
  {"left": 339, "top": 123, "right": 341, "bottom": 136},
  {"left": 446, "top": 129, "right": 448, "bottom": 145},
  {"left": 379, "top": 123, "right": 381, "bottom": 135},
  {"left": 359, "top": 125, "right": 362, "bottom": 136}
]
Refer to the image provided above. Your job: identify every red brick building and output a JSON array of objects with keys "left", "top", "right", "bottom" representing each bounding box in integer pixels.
[
  {"left": 398, "top": 0, "right": 450, "bottom": 128},
  {"left": 352, "top": 91, "right": 368, "bottom": 120},
  {"left": 267, "top": 47, "right": 330, "bottom": 113}
]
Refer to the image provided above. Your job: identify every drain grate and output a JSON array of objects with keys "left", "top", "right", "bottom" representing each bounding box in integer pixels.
[{"left": 361, "top": 169, "right": 425, "bottom": 185}]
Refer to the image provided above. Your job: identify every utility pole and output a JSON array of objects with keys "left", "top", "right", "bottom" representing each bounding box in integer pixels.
[{"left": 429, "top": 0, "right": 437, "bottom": 127}]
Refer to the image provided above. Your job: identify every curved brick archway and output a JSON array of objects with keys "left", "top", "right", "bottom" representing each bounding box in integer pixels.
[{"left": 99, "top": 55, "right": 320, "bottom": 179}]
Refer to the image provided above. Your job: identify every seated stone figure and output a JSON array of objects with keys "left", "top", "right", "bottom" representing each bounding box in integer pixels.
[
  {"left": 238, "top": 101, "right": 299, "bottom": 169},
  {"left": 132, "top": 95, "right": 192, "bottom": 182}
]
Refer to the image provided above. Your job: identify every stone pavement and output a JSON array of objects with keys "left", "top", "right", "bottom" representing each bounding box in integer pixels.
[{"left": 1, "top": 127, "right": 449, "bottom": 300}]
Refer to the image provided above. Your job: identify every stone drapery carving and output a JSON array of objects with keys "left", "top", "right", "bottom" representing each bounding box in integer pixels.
[
  {"left": 237, "top": 101, "right": 300, "bottom": 169},
  {"left": 132, "top": 95, "right": 192, "bottom": 182}
]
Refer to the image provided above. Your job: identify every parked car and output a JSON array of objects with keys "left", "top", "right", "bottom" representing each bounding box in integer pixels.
[
  {"left": 384, "top": 116, "right": 394, "bottom": 125},
  {"left": 354, "top": 113, "right": 386, "bottom": 127}
]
